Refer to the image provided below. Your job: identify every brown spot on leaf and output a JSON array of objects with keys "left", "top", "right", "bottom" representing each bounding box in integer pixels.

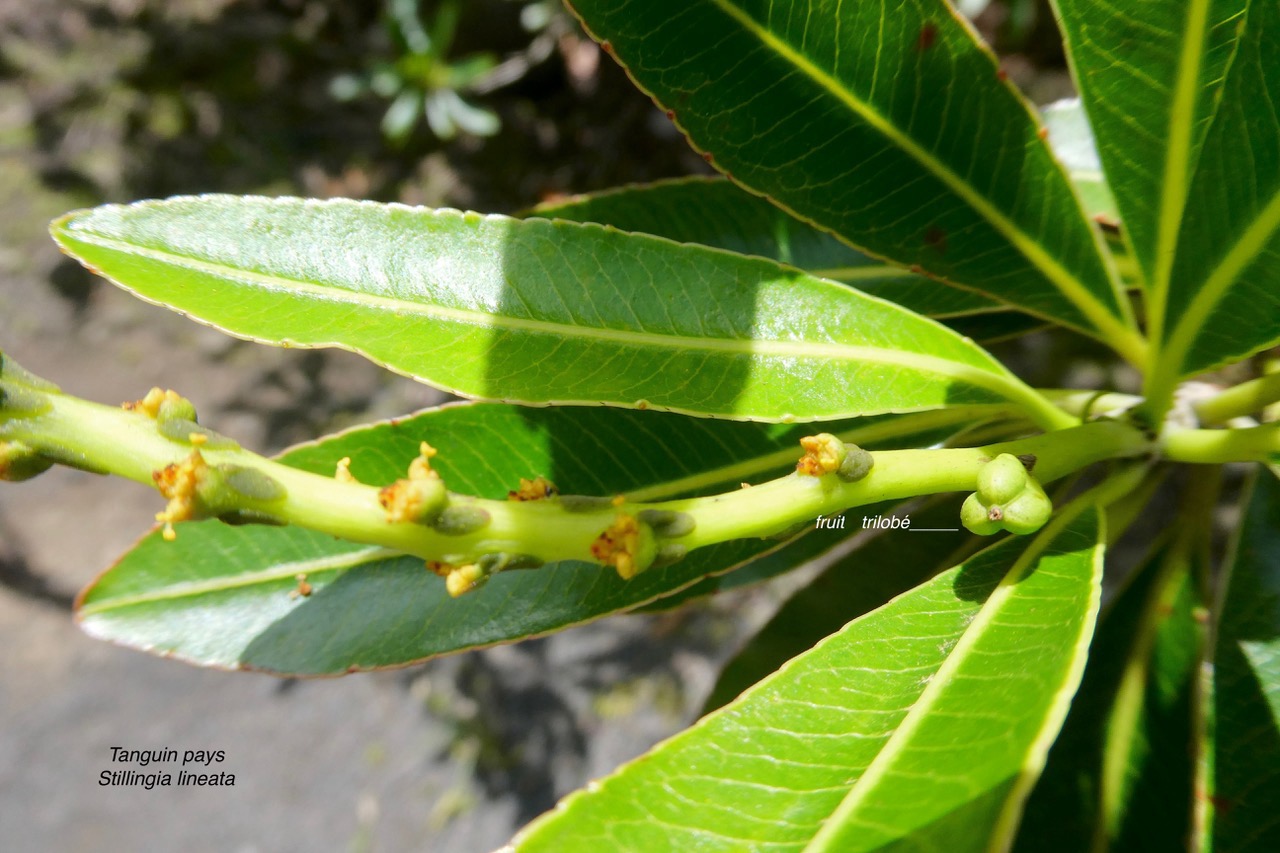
[
  {"left": 1195, "top": 789, "right": 1234, "bottom": 814},
  {"left": 925, "top": 226, "right": 948, "bottom": 255},
  {"left": 915, "top": 22, "right": 938, "bottom": 52},
  {"left": 1094, "top": 214, "right": 1121, "bottom": 234}
]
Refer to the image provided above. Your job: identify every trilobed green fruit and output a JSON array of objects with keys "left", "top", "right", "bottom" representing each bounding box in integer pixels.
[
  {"left": 961, "top": 493, "right": 1002, "bottom": 536},
  {"left": 977, "top": 453, "right": 1030, "bottom": 505},
  {"left": 1001, "top": 480, "right": 1053, "bottom": 535}
]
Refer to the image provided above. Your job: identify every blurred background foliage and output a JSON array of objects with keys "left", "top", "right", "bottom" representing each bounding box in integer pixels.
[
  {"left": 0, "top": 0, "right": 713, "bottom": 212},
  {"left": 0, "top": 0, "right": 1074, "bottom": 208}
]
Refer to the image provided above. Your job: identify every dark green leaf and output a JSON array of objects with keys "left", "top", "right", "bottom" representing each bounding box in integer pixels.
[
  {"left": 1016, "top": 534, "right": 1205, "bottom": 852},
  {"left": 1211, "top": 469, "right": 1280, "bottom": 851},
  {"left": 1112, "top": 556, "right": 1202, "bottom": 850},
  {"left": 1149, "top": 2, "right": 1280, "bottom": 384},
  {"left": 532, "top": 177, "right": 1002, "bottom": 318},
  {"left": 1051, "top": 0, "right": 1244, "bottom": 292},
  {"left": 943, "top": 311, "right": 1051, "bottom": 345},
  {"left": 567, "top": 0, "right": 1139, "bottom": 355}
]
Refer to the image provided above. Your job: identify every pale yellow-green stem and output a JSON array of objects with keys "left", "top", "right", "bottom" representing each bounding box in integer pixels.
[
  {"left": 0, "top": 352, "right": 1163, "bottom": 589},
  {"left": 1161, "top": 423, "right": 1280, "bottom": 464},
  {"left": 1192, "top": 372, "right": 1280, "bottom": 426}
]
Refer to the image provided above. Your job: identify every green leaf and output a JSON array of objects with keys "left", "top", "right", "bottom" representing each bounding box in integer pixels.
[
  {"left": 944, "top": 311, "right": 1051, "bottom": 346},
  {"left": 1153, "top": 2, "right": 1280, "bottom": 383},
  {"left": 1211, "top": 469, "right": 1280, "bottom": 851},
  {"left": 1051, "top": 0, "right": 1245, "bottom": 296},
  {"left": 567, "top": 0, "right": 1140, "bottom": 357},
  {"left": 532, "top": 177, "right": 1003, "bottom": 318},
  {"left": 50, "top": 196, "right": 1060, "bottom": 425},
  {"left": 1110, "top": 554, "right": 1202, "bottom": 850},
  {"left": 1015, "top": 534, "right": 1205, "bottom": 852},
  {"left": 76, "top": 402, "right": 984, "bottom": 675},
  {"left": 702, "top": 496, "right": 971, "bottom": 713},
  {"left": 536, "top": 179, "right": 1060, "bottom": 345},
  {"left": 512, "top": 508, "right": 1104, "bottom": 852}
]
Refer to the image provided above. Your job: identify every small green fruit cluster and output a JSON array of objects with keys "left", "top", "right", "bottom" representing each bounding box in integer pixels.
[{"left": 961, "top": 454, "right": 1052, "bottom": 536}]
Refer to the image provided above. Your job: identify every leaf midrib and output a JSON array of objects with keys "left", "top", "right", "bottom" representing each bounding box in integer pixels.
[
  {"left": 802, "top": 507, "right": 1101, "bottom": 852},
  {"left": 808, "top": 265, "right": 916, "bottom": 282},
  {"left": 1161, "top": 185, "right": 1280, "bottom": 378},
  {"left": 78, "top": 546, "right": 397, "bottom": 614},
  {"left": 1147, "top": 0, "right": 1215, "bottom": 337},
  {"left": 64, "top": 229, "right": 1029, "bottom": 402},
  {"left": 706, "top": 0, "right": 1135, "bottom": 346}
]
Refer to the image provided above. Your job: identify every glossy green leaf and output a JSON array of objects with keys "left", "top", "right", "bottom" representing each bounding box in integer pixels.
[
  {"left": 532, "top": 177, "right": 1002, "bottom": 318},
  {"left": 1153, "top": 2, "right": 1280, "bottom": 382},
  {"left": 512, "top": 509, "right": 1104, "bottom": 852},
  {"left": 1051, "top": 0, "right": 1244, "bottom": 295},
  {"left": 703, "top": 496, "right": 971, "bottom": 712},
  {"left": 76, "top": 402, "right": 985, "bottom": 674},
  {"left": 1211, "top": 470, "right": 1280, "bottom": 851},
  {"left": 50, "top": 196, "right": 1056, "bottom": 424},
  {"left": 1015, "top": 534, "right": 1204, "bottom": 852},
  {"left": 567, "top": 0, "right": 1139, "bottom": 355}
]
